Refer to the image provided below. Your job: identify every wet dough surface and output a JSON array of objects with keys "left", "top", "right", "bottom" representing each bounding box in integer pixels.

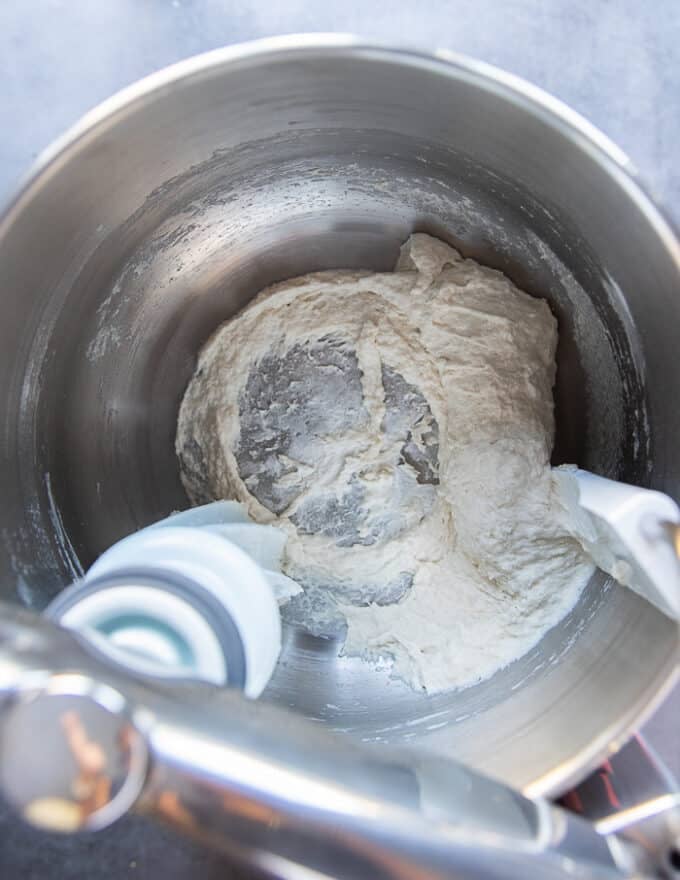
[{"left": 177, "top": 234, "right": 594, "bottom": 693}]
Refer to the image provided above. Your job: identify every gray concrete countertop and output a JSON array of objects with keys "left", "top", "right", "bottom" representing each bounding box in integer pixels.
[{"left": 0, "top": 2, "right": 678, "bottom": 877}]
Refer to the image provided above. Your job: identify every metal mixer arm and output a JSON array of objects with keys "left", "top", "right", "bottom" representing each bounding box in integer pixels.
[{"left": 0, "top": 604, "right": 647, "bottom": 880}]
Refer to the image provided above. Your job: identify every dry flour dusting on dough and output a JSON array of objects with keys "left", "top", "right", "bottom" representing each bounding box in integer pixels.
[{"left": 177, "top": 234, "right": 594, "bottom": 693}]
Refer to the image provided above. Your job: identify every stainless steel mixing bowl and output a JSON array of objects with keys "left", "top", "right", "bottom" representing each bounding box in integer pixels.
[{"left": 1, "top": 35, "right": 678, "bottom": 797}]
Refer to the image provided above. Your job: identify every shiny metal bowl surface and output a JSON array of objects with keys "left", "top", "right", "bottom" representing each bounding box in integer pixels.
[{"left": 0, "top": 36, "right": 678, "bottom": 797}]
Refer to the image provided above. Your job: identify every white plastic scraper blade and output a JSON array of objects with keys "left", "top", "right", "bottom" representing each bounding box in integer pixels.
[{"left": 555, "top": 467, "right": 680, "bottom": 620}]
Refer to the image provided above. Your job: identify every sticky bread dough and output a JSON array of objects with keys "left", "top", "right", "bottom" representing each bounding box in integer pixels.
[{"left": 177, "top": 234, "right": 594, "bottom": 693}]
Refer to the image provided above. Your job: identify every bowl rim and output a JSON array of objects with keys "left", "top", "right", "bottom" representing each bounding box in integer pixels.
[{"left": 2, "top": 33, "right": 680, "bottom": 271}]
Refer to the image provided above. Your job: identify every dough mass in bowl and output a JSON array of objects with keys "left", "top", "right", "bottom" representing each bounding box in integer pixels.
[{"left": 177, "top": 234, "right": 594, "bottom": 693}]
